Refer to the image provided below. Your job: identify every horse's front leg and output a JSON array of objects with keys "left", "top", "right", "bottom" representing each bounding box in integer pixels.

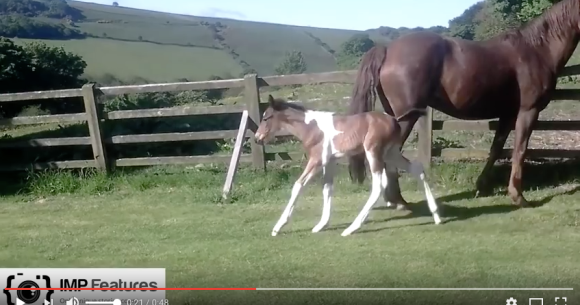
[
  {"left": 312, "top": 159, "right": 335, "bottom": 233},
  {"left": 272, "top": 158, "right": 321, "bottom": 236},
  {"left": 508, "top": 108, "right": 539, "bottom": 207}
]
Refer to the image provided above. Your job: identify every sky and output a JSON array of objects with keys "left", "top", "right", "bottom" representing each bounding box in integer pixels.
[{"left": 76, "top": 0, "right": 481, "bottom": 31}]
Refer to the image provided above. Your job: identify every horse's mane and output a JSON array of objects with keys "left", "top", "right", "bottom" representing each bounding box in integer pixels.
[{"left": 496, "top": 0, "right": 579, "bottom": 47}]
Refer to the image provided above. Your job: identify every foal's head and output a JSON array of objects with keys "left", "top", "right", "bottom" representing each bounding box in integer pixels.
[{"left": 255, "top": 95, "right": 306, "bottom": 145}]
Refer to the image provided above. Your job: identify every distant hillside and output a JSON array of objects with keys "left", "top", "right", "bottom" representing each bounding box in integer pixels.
[{"left": 0, "top": 0, "right": 450, "bottom": 83}]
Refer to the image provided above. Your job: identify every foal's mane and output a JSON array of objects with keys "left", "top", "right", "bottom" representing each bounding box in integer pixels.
[
  {"left": 271, "top": 97, "right": 308, "bottom": 112},
  {"left": 496, "top": 0, "right": 579, "bottom": 47}
]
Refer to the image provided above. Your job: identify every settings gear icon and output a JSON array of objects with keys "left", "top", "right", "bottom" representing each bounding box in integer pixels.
[{"left": 506, "top": 297, "right": 518, "bottom": 305}]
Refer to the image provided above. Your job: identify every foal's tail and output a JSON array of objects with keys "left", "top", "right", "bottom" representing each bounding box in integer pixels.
[{"left": 347, "top": 45, "right": 388, "bottom": 184}]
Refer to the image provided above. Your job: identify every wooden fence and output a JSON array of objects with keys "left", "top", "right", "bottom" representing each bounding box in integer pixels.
[{"left": 2, "top": 65, "right": 580, "bottom": 174}]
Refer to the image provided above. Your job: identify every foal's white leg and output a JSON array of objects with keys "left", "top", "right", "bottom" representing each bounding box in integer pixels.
[
  {"left": 388, "top": 148, "right": 442, "bottom": 224},
  {"left": 312, "top": 161, "right": 335, "bottom": 233},
  {"left": 341, "top": 152, "right": 384, "bottom": 237},
  {"left": 376, "top": 164, "right": 394, "bottom": 208},
  {"left": 272, "top": 159, "right": 320, "bottom": 236},
  {"left": 357, "top": 167, "right": 388, "bottom": 222}
]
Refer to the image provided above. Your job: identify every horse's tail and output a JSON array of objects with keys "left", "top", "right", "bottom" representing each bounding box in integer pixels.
[{"left": 347, "top": 45, "right": 388, "bottom": 184}]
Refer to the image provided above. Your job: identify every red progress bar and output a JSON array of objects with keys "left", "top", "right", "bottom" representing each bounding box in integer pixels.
[{"left": 5, "top": 288, "right": 256, "bottom": 291}]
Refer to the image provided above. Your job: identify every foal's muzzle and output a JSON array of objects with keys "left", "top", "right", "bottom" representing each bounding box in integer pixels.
[{"left": 254, "top": 132, "right": 265, "bottom": 145}]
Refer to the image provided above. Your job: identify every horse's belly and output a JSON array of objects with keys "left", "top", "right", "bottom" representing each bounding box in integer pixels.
[
  {"left": 433, "top": 95, "right": 516, "bottom": 120},
  {"left": 436, "top": 79, "right": 519, "bottom": 119}
]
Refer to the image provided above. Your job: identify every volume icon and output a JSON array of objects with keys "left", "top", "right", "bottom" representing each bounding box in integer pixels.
[{"left": 65, "top": 297, "right": 79, "bottom": 305}]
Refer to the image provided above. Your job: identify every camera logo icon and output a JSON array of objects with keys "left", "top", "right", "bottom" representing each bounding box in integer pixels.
[{"left": 3, "top": 273, "right": 54, "bottom": 305}]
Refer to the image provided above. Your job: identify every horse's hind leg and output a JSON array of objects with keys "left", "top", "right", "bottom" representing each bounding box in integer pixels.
[
  {"left": 387, "top": 146, "right": 442, "bottom": 225},
  {"left": 476, "top": 117, "right": 514, "bottom": 197},
  {"left": 272, "top": 158, "right": 321, "bottom": 236},
  {"left": 381, "top": 117, "right": 419, "bottom": 211},
  {"left": 342, "top": 149, "right": 385, "bottom": 237}
]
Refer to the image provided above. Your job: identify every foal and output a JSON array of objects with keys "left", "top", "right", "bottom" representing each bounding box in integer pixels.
[{"left": 254, "top": 95, "right": 442, "bottom": 237}]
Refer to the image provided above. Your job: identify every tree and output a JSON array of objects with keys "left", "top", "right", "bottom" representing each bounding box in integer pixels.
[
  {"left": 274, "top": 50, "right": 307, "bottom": 75},
  {"left": 336, "top": 34, "right": 375, "bottom": 70},
  {"left": 0, "top": 15, "right": 85, "bottom": 39},
  {"left": 473, "top": 0, "right": 521, "bottom": 40},
  {"left": 513, "top": 0, "right": 559, "bottom": 22},
  {"left": 0, "top": 38, "right": 87, "bottom": 117},
  {"left": 112, "top": 2, "right": 119, "bottom": 6},
  {"left": 448, "top": 1, "right": 485, "bottom": 40}
]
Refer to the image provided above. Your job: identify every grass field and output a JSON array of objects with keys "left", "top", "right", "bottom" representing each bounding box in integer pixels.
[
  {"left": 0, "top": 160, "right": 578, "bottom": 304},
  {"left": 12, "top": 38, "right": 243, "bottom": 82}
]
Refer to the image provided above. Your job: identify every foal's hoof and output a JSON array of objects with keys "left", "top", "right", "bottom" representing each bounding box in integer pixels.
[
  {"left": 513, "top": 197, "right": 530, "bottom": 208},
  {"left": 312, "top": 225, "right": 326, "bottom": 233},
  {"left": 341, "top": 227, "right": 356, "bottom": 236}
]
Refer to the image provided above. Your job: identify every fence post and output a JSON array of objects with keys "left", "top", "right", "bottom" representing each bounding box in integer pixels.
[
  {"left": 82, "top": 83, "right": 109, "bottom": 172},
  {"left": 244, "top": 74, "right": 266, "bottom": 171},
  {"left": 418, "top": 107, "right": 433, "bottom": 169}
]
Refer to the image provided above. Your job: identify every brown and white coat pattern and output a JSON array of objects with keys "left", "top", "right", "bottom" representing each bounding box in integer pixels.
[{"left": 255, "top": 95, "right": 442, "bottom": 236}]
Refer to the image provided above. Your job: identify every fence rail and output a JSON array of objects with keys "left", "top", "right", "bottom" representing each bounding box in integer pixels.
[{"left": 2, "top": 66, "right": 580, "bottom": 172}]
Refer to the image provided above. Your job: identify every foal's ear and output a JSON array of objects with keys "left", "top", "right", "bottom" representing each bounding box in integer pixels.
[{"left": 267, "top": 95, "right": 275, "bottom": 106}]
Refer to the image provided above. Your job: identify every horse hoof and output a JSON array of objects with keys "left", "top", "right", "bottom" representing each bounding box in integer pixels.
[
  {"left": 271, "top": 231, "right": 278, "bottom": 236},
  {"left": 395, "top": 203, "right": 410, "bottom": 211},
  {"left": 475, "top": 188, "right": 491, "bottom": 198}
]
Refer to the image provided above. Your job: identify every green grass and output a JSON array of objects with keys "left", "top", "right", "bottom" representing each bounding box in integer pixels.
[
  {"left": 217, "top": 20, "right": 338, "bottom": 74},
  {"left": 12, "top": 37, "right": 243, "bottom": 82},
  {"left": 66, "top": 1, "right": 357, "bottom": 76},
  {"left": 0, "top": 161, "right": 579, "bottom": 304}
]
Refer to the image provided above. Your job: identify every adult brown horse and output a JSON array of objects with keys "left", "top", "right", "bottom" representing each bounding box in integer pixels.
[{"left": 347, "top": 0, "right": 580, "bottom": 208}]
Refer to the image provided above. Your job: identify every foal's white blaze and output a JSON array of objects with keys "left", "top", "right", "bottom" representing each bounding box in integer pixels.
[
  {"left": 304, "top": 110, "right": 342, "bottom": 233},
  {"left": 304, "top": 110, "right": 343, "bottom": 162}
]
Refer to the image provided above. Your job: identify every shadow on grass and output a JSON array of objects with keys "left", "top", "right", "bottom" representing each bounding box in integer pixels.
[
  {"left": 306, "top": 160, "right": 580, "bottom": 235},
  {"left": 462, "top": 158, "right": 580, "bottom": 192},
  {"left": 350, "top": 184, "right": 580, "bottom": 235},
  {"left": 380, "top": 158, "right": 580, "bottom": 206}
]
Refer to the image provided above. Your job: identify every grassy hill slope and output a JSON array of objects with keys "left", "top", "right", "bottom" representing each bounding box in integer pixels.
[
  {"left": 18, "top": 0, "right": 388, "bottom": 82},
  {"left": 12, "top": 37, "right": 243, "bottom": 82},
  {"left": 13, "top": 1, "right": 580, "bottom": 85}
]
